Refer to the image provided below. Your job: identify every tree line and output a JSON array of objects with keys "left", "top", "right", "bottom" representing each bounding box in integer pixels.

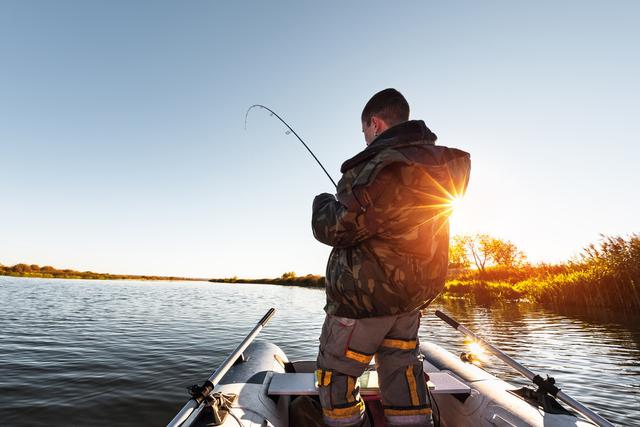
[{"left": 0, "top": 263, "right": 202, "bottom": 281}]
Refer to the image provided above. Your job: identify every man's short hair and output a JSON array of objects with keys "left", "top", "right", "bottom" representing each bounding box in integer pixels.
[{"left": 361, "top": 88, "right": 410, "bottom": 126}]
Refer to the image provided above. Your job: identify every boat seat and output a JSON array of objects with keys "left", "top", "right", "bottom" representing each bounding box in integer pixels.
[{"left": 268, "top": 370, "right": 470, "bottom": 396}]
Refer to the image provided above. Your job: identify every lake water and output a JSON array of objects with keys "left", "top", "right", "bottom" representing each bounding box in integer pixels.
[{"left": 0, "top": 277, "right": 638, "bottom": 426}]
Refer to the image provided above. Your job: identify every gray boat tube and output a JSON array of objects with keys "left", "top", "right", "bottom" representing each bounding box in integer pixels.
[
  {"left": 167, "top": 308, "right": 276, "bottom": 427},
  {"left": 434, "top": 310, "right": 614, "bottom": 427}
]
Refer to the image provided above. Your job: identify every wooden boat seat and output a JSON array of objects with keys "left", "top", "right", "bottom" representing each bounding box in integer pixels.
[{"left": 268, "top": 370, "right": 470, "bottom": 396}]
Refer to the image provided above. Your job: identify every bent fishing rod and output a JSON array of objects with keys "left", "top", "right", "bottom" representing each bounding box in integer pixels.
[
  {"left": 167, "top": 308, "right": 276, "bottom": 427},
  {"left": 435, "top": 310, "right": 614, "bottom": 427},
  {"left": 245, "top": 104, "right": 338, "bottom": 189}
]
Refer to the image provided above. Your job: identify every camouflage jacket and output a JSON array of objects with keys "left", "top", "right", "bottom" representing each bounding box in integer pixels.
[{"left": 312, "top": 120, "right": 471, "bottom": 318}]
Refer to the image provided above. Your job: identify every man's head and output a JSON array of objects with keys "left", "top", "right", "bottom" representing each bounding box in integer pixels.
[{"left": 361, "top": 88, "right": 410, "bottom": 145}]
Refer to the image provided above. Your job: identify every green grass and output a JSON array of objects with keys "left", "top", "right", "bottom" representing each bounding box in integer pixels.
[{"left": 444, "top": 279, "right": 525, "bottom": 304}]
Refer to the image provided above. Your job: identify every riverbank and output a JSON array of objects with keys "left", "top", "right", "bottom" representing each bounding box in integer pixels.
[{"left": 5, "top": 235, "right": 637, "bottom": 310}]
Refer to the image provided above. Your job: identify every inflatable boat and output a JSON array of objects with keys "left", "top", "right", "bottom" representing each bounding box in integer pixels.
[{"left": 167, "top": 309, "right": 613, "bottom": 427}]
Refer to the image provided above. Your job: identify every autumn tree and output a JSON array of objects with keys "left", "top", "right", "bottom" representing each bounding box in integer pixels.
[
  {"left": 13, "top": 263, "right": 30, "bottom": 273},
  {"left": 491, "top": 239, "right": 526, "bottom": 267},
  {"left": 449, "top": 236, "right": 471, "bottom": 268},
  {"left": 450, "top": 234, "right": 526, "bottom": 273},
  {"left": 467, "top": 234, "right": 492, "bottom": 273},
  {"left": 281, "top": 272, "right": 296, "bottom": 280}
]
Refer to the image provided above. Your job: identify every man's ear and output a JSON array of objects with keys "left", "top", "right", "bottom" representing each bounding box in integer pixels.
[{"left": 372, "top": 116, "right": 387, "bottom": 135}]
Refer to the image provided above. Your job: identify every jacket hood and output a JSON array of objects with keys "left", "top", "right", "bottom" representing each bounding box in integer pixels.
[{"left": 341, "top": 120, "right": 437, "bottom": 173}]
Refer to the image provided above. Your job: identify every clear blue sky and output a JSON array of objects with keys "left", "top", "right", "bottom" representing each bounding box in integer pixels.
[{"left": 1, "top": 1, "right": 638, "bottom": 277}]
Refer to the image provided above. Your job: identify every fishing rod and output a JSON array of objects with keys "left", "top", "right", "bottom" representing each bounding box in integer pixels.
[
  {"left": 434, "top": 310, "right": 614, "bottom": 427},
  {"left": 167, "top": 308, "right": 276, "bottom": 427},
  {"left": 245, "top": 104, "right": 338, "bottom": 189}
]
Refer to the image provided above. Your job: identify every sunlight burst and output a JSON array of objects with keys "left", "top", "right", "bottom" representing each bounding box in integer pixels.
[
  {"left": 448, "top": 196, "right": 464, "bottom": 212},
  {"left": 461, "top": 338, "right": 489, "bottom": 366}
]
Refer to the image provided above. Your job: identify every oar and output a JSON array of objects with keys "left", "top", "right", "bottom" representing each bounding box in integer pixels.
[
  {"left": 434, "top": 310, "right": 614, "bottom": 427},
  {"left": 167, "top": 308, "right": 277, "bottom": 427}
]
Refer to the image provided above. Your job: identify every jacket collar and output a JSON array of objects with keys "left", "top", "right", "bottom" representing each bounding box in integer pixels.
[{"left": 341, "top": 120, "right": 437, "bottom": 173}]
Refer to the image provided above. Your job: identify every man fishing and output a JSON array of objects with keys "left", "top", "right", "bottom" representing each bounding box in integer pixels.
[{"left": 311, "top": 88, "right": 471, "bottom": 427}]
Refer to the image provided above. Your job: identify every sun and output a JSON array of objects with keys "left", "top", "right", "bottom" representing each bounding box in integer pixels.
[
  {"left": 447, "top": 195, "right": 468, "bottom": 236},
  {"left": 449, "top": 196, "right": 464, "bottom": 211}
]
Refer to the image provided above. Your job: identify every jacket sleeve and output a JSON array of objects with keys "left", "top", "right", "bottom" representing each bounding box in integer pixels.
[
  {"left": 311, "top": 192, "right": 370, "bottom": 248},
  {"left": 311, "top": 168, "right": 397, "bottom": 248}
]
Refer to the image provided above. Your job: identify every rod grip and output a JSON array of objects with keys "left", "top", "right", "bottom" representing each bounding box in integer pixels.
[
  {"left": 435, "top": 310, "right": 459, "bottom": 330},
  {"left": 259, "top": 308, "right": 276, "bottom": 326}
]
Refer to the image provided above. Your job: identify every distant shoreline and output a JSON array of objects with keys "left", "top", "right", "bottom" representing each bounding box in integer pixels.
[
  {"left": 4, "top": 232, "right": 639, "bottom": 312},
  {"left": 1, "top": 273, "right": 206, "bottom": 282},
  {"left": 209, "top": 281, "right": 322, "bottom": 288},
  {"left": 209, "top": 274, "right": 324, "bottom": 288},
  {"left": 6, "top": 269, "right": 639, "bottom": 311},
  {"left": 0, "top": 263, "right": 205, "bottom": 282}
]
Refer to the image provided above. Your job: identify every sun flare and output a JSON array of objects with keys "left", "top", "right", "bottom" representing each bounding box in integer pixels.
[
  {"left": 462, "top": 339, "right": 489, "bottom": 366},
  {"left": 447, "top": 195, "right": 469, "bottom": 236},
  {"left": 467, "top": 341, "right": 484, "bottom": 355},
  {"left": 448, "top": 196, "right": 464, "bottom": 211}
]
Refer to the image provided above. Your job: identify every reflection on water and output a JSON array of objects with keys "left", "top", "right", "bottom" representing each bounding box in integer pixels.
[{"left": 0, "top": 277, "right": 638, "bottom": 426}]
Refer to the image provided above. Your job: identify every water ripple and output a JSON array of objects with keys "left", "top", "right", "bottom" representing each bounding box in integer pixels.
[{"left": 0, "top": 277, "right": 638, "bottom": 426}]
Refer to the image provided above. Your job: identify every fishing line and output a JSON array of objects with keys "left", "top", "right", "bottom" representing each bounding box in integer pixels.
[{"left": 245, "top": 104, "right": 338, "bottom": 189}]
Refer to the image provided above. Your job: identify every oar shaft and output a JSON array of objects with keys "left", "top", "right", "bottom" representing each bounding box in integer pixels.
[
  {"left": 206, "top": 308, "right": 275, "bottom": 387},
  {"left": 557, "top": 390, "right": 615, "bottom": 427},
  {"left": 456, "top": 323, "right": 536, "bottom": 381},
  {"left": 434, "top": 310, "right": 614, "bottom": 427},
  {"left": 167, "top": 308, "right": 276, "bottom": 427},
  {"left": 182, "top": 405, "right": 205, "bottom": 427},
  {"left": 167, "top": 401, "right": 198, "bottom": 427}
]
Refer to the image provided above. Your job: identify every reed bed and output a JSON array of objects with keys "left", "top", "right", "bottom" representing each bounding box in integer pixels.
[{"left": 444, "top": 234, "right": 640, "bottom": 310}]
